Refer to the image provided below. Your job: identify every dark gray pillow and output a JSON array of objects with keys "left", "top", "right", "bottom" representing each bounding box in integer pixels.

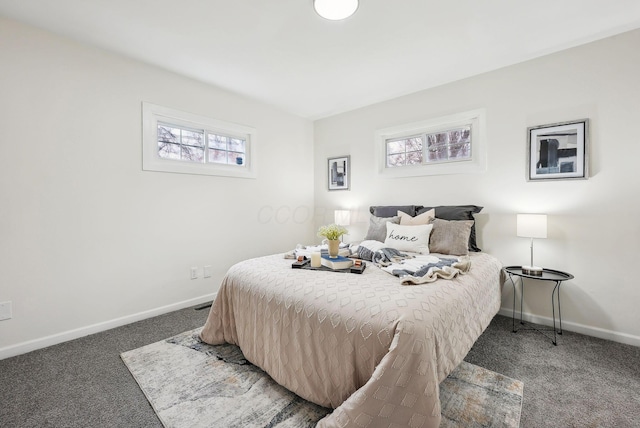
[
  {"left": 417, "top": 205, "right": 483, "bottom": 252},
  {"left": 429, "top": 218, "right": 473, "bottom": 256},
  {"left": 364, "top": 215, "right": 400, "bottom": 242},
  {"left": 369, "top": 205, "right": 420, "bottom": 218}
]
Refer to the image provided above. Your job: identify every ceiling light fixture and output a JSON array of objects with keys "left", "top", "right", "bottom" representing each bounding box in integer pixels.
[{"left": 314, "top": 0, "right": 359, "bottom": 21}]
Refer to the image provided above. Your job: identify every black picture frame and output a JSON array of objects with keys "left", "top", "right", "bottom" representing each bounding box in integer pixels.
[
  {"left": 527, "top": 119, "right": 589, "bottom": 181},
  {"left": 328, "top": 155, "right": 350, "bottom": 191}
]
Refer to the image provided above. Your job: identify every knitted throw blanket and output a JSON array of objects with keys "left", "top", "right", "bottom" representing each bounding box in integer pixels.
[
  {"left": 395, "top": 256, "right": 471, "bottom": 285},
  {"left": 356, "top": 240, "right": 471, "bottom": 285}
]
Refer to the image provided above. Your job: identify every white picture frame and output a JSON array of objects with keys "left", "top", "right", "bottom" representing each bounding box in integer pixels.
[{"left": 327, "top": 155, "right": 350, "bottom": 191}]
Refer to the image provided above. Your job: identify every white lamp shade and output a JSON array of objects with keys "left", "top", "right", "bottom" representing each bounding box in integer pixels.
[
  {"left": 334, "top": 209, "right": 351, "bottom": 226},
  {"left": 314, "top": 0, "right": 359, "bottom": 20},
  {"left": 517, "top": 214, "right": 547, "bottom": 239}
]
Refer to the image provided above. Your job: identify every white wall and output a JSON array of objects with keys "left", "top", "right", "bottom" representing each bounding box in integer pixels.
[
  {"left": 2, "top": 17, "right": 638, "bottom": 358},
  {"left": 314, "top": 29, "right": 640, "bottom": 346},
  {"left": 0, "top": 17, "right": 315, "bottom": 357}
]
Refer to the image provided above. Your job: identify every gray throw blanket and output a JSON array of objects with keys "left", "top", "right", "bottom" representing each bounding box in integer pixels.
[
  {"left": 392, "top": 258, "right": 457, "bottom": 278},
  {"left": 356, "top": 240, "right": 471, "bottom": 285},
  {"left": 372, "top": 248, "right": 413, "bottom": 266},
  {"left": 357, "top": 245, "right": 411, "bottom": 264},
  {"left": 398, "top": 257, "right": 472, "bottom": 285}
]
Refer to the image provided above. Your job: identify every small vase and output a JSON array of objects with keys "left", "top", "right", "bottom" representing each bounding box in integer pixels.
[{"left": 328, "top": 239, "right": 340, "bottom": 258}]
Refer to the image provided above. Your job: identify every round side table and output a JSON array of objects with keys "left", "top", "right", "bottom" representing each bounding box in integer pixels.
[{"left": 504, "top": 266, "right": 574, "bottom": 345}]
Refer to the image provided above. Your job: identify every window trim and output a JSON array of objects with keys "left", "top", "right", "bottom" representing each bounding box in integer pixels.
[
  {"left": 375, "top": 109, "right": 486, "bottom": 177},
  {"left": 142, "top": 102, "right": 257, "bottom": 178}
]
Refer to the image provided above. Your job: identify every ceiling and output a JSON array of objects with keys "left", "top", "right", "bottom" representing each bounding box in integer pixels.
[{"left": 2, "top": 0, "right": 640, "bottom": 119}]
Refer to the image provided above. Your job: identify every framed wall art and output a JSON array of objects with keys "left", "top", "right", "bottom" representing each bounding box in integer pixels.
[
  {"left": 527, "top": 119, "right": 589, "bottom": 181},
  {"left": 327, "top": 155, "right": 350, "bottom": 191}
]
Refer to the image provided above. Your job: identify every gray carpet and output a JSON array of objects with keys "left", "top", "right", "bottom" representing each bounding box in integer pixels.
[
  {"left": 1, "top": 308, "right": 638, "bottom": 427},
  {"left": 0, "top": 307, "right": 206, "bottom": 428},
  {"left": 465, "top": 316, "right": 640, "bottom": 428}
]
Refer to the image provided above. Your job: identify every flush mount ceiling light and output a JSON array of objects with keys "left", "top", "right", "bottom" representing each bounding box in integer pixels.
[{"left": 314, "top": 0, "right": 359, "bottom": 20}]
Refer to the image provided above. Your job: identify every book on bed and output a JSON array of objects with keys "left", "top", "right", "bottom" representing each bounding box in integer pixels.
[{"left": 320, "top": 254, "right": 353, "bottom": 270}]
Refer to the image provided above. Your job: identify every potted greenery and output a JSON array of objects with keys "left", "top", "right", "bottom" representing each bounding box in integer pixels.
[{"left": 317, "top": 223, "right": 348, "bottom": 258}]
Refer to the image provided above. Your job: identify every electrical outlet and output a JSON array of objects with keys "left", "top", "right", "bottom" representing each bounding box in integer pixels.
[
  {"left": 190, "top": 267, "right": 198, "bottom": 280},
  {"left": 0, "top": 301, "right": 12, "bottom": 321},
  {"left": 204, "top": 265, "right": 212, "bottom": 278}
]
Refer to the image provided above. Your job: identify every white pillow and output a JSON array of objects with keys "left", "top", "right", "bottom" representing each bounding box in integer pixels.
[
  {"left": 384, "top": 222, "right": 433, "bottom": 254},
  {"left": 398, "top": 208, "right": 435, "bottom": 225}
]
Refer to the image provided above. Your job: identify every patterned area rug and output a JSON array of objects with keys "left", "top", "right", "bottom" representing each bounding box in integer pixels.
[{"left": 121, "top": 328, "right": 523, "bottom": 428}]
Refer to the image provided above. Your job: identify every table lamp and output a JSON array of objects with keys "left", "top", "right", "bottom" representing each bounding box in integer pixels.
[{"left": 517, "top": 214, "right": 547, "bottom": 276}]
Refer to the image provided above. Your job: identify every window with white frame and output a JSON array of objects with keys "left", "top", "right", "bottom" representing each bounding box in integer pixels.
[
  {"left": 142, "top": 103, "right": 256, "bottom": 178},
  {"left": 376, "top": 109, "right": 486, "bottom": 177}
]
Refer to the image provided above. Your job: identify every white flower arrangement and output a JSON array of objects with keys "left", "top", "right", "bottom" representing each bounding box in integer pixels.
[{"left": 317, "top": 223, "right": 348, "bottom": 241}]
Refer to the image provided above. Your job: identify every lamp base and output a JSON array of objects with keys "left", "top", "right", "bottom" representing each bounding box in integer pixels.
[{"left": 522, "top": 265, "right": 543, "bottom": 276}]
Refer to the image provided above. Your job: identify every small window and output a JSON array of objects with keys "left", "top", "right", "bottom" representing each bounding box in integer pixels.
[
  {"left": 386, "top": 135, "right": 423, "bottom": 167},
  {"left": 385, "top": 126, "right": 472, "bottom": 168},
  {"left": 157, "top": 123, "right": 205, "bottom": 162},
  {"left": 142, "top": 103, "right": 256, "bottom": 178},
  {"left": 376, "top": 109, "right": 486, "bottom": 177},
  {"left": 424, "top": 126, "right": 471, "bottom": 163},
  {"left": 207, "top": 134, "right": 246, "bottom": 166}
]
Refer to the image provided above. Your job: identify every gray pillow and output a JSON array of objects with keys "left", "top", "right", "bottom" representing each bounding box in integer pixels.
[
  {"left": 429, "top": 218, "right": 474, "bottom": 256},
  {"left": 417, "top": 205, "right": 483, "bottom": 252},
  {"left": 364, "top": 215, "right": 400, "bottom": 242},
  {"left": 369, "top": 205, "right": 420, "bottom": 218}
]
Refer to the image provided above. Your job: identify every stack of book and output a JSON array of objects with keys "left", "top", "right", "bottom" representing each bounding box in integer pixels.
[{"left": 320, "top": 255, "right": 353, "bottom": 270}]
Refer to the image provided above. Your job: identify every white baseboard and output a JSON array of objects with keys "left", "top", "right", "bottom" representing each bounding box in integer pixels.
[
  {"left": 0, "top": 293, "right": 216, "bottom": 360},
  {"left": 497, "top": 307, "right": 640, "bottom": 347},
  {"left": 4, "top": 300, "right": 635, "bottom": 360}
]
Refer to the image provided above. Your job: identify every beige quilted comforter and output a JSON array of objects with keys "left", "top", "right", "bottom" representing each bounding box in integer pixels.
[{"left": 200, "top": 252, "right": 503, "bottom": 427}]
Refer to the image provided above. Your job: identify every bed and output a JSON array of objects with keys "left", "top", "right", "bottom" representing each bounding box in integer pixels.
[{"left": 200, "top": 205, "right": 503, "bottom": 427}]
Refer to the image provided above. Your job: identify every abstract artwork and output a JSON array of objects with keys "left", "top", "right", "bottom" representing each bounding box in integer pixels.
[
  {"left": 527, "top": 119, "right": 589, "bottom": 181},
  {"left": 328, "top": 155, "right": 350, "bottom": 190}
]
